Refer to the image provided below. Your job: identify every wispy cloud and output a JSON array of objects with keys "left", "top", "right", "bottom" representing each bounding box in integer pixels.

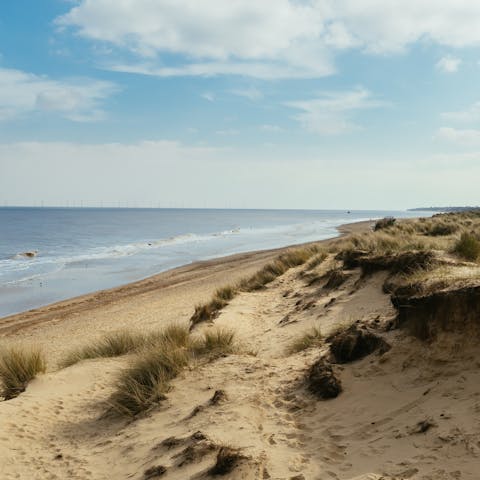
[
  {"left": 108, "top": 61, "right": 333, "bottom": 80},
  {"left": 436, "top": 55, "right": 461, "bottom": 73},
  {"left": 0, "top": 67, "right": 118, "bottom": 122},
  {"left": 441, "top": 101, "right": 480, "bottom": 123},
  {"left": 436, "top": 127, "right": 480, "bottom": 146},
  {"left": 285, "top": 88, "right": 385, "bottom": 135}
]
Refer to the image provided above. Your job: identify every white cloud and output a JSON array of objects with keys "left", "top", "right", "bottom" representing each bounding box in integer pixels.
[
  {"left": 231, "top": 87, "right": 263, "bottom": 100},
  {"left": 441, "top": 101, "right": 480, "bottom": 123},
  {"left": 58, "top": 0, "right": 333, "bottom": 79},
  {"left": 436, "top": 127, "right": 480, "bottom": 146},
  {"left": 0, "top": 67, "right": 117, "bottom": 122},
  {"left": 436, "top": 55, "right": 461, "bottom": 73},
  {"left": 321, "top": 2, "right": 480, "bottom": 54},
  {"left": 285, "top": 88, "right": 385, "bottom": 135},
  {"left": 57, "top": 1, "right": 480, "bottom": 79}
]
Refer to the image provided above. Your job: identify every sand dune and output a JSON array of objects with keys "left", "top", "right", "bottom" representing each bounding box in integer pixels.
[{"left": 1, "top": 219, "right": 479, "bottom": 479}]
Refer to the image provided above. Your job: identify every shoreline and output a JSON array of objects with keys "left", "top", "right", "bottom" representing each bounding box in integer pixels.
[
  {"left": 1, "top": 220, "right": 372, "bottom": 322},
  {"left": 0, "top": 220, "right": 373, "bottom": 359}
]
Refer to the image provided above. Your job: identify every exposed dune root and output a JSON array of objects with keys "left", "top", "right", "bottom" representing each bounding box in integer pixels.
[
  {"left": 392, "top": 285, "right": 480, "bottom": 340},
  {"left": 323, "top": 268, "right": 350, "bottom": 290},
  {"left": 208, "top": 446, "right": 247, "bottom": 476},
  {"left": 306, "top": 358, "right": 342, "bottom": 399},
  {"left": 143, "top": 464, "right": 167, "bottom": 479},
  {"left": 328, "top": 324, "right": 390, "bottom": 364}
]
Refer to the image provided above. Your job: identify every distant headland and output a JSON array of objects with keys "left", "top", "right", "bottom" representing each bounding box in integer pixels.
[{"left": 409, "top": 206, "right": 480, "bottom": 212}]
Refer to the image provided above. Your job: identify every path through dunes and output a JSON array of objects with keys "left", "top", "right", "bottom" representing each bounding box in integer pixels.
[{"left": 1, "top": 250, "right": 480, "bottom": 479}]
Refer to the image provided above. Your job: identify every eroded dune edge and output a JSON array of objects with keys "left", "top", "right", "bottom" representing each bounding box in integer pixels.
[{"left": 1, "top": 213, "right": 480, "bottom": 479}]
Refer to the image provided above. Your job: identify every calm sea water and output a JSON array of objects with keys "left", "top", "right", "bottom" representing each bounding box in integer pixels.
[{"left": 0, "top": 207, "right": 428, "bottom": 317}]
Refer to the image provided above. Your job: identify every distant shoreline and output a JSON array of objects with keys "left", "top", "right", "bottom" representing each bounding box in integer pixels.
[{"left": 408, "top": 206, "right": 480, "bottom": 212}]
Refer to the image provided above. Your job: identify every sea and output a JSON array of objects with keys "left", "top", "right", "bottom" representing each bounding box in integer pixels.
[{"left": 0, "top": 207, "right": 430, "bottom": 318}]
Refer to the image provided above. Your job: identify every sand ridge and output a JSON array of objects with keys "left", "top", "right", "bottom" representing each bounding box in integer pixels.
[{"left": 2, "top": 219, "right": 479, "bottom": 479}]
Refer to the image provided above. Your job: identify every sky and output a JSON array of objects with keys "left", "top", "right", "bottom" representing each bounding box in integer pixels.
[{"left": 1, "top": 0, "right": 480, "bottom": 210}]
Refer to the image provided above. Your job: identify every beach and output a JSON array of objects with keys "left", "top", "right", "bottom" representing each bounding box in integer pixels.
[
  {"left": 0, "top": 208, "right": 427, "bottom": 318},
  {"left": 1, "top": 214, "right": 480, "bottom": 479},
  {"left": 0, "top": 221, "right": 369, "bottom": 363}
]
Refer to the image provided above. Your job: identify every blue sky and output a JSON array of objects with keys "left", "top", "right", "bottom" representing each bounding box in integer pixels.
[{"left": 1, "top": 1, "right": 480, "bottom": 209}]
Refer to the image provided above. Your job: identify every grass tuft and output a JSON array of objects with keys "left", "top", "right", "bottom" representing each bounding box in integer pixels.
[
  {"left": 453, "top": 232, "right": 480, "bottom": 261},
  {"left": 239, "top": 260, "right": 287, "bottom": 291},
  {"left": 109, "top": 325, "right": 236, "bottom": 416},
  {"left": 305, "top": 252, "right": 327, "bottom": 271},
  {"left": 109, "top": 344, "right": 191, "bottom": 416},
  {"left": 374, "top": 217, "right": 396, "bottom": 231},
  {"left": 61, "top": 324, "right": 191, "bottom": 368},
  {"left": 214, "top": 285, "right": 237, "bottom": 302},
  {"left": 193, "top": 328, "right": 236, "bottom": 358},
  {"left": 190, "top": 246, "right": 320, "bottom": 329},
  {"left": 287, "top": 326, "right": 322, "bottom": 354},
  {"left": 426, "top": 223, "right": 457, "bottom": 236},
  {"left": 0, "top": 346, "right": 46, "bottom": 400},
  {"left": 150, "top": 324, "right": 191, "bottom": 349},
  {"left": 60, "top": 330, "right": 146, "bottom": 368},
  {"left": 190, "top": 286, "right": 238, "bottom": 328}
]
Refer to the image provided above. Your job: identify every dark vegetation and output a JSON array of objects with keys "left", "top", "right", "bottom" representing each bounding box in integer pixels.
[
  {"left": 374, "top": 216, "right": 396, "bottom": 231},
  {"left": 209, "top": 447, "right": 246, "bottom": 476},
  {"left": 426, "top": 223, "right": 457, "bottom": 236},
  {"left": 340, "top": 250, "right": 434, "bottom": 275},
  {"left": 453, "top": 232, "right": 480, "bottom": 261},
  {"left": 307, "top": 358, "right": 342, "bottom": 399}
]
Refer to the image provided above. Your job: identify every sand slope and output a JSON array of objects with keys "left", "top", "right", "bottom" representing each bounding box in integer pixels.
[{"left": 1, "top": 235, "right": 480, "bottom": 478}]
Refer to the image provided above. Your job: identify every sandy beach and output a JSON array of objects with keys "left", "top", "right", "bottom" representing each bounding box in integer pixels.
[
  {"left": 0, "top": 221, "right": 369, "bottom": 363},
  {"left": 1, "top": 216, "right": 479, "bottom": 479}
]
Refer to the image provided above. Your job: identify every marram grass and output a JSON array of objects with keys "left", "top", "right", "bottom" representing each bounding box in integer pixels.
[
  {"left": 108, "top": 326, "right": 236, "bottom": 416},
  {"left": 0, "top": 346, "right": 46, "bottom": 400},
  {"left": 286, "top": 326, "right": 322, "bottom": 354},
  {"left": 60, "top": 324, "right": 191, "bottom": 368}
]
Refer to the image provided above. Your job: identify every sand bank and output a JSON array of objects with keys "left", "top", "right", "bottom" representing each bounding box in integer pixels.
[{"left": 4, "top": 216, "right": 476, "bottom": 479}]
